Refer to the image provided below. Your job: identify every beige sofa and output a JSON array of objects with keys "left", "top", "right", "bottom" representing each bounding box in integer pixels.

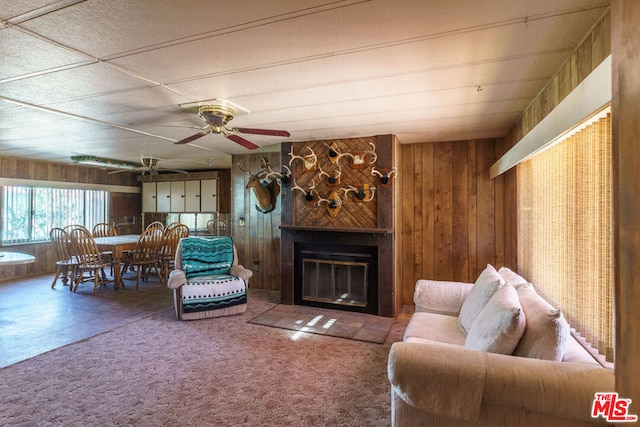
[{"left": 388, "top": 265, "right": 615, "bottom": 426}]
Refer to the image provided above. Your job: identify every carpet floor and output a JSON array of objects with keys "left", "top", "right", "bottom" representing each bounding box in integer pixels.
[
  {"left": 249, "top": 304, "right": 394, "bottom": 344},
  {"left": 0, "top": 288, "right": 409, "bottom": 426}
]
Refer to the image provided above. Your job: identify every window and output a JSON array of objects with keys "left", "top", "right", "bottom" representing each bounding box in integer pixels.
[
  {"left": 1, "top": 186, "right": 109, "bottom": 244},
  {"left": 518, "top": 111, "right": 613, "bottom": 362}
]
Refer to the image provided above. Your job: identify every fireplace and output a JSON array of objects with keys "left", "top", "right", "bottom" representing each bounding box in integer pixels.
[
  {"left": 294, "top": 243, "right": 377, "bottom": 314},
  {"left": 279, "top": 135, "right": 399, "bottom": 318}
]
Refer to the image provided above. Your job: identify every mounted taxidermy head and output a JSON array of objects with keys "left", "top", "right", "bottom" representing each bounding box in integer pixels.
[{"left": 237, "top": 157, "right": 282, "bottom": 213}]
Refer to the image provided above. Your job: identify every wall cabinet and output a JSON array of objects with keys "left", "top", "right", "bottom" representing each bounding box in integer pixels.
[
  {"left": 142, "top": 178, "right": 218, "bottom": 213},
  {"left": 184, "top": 180, "right": 202, "bottom": 212},
  {"left": 200, "top": 179, "right": 218, "bottom": 211},
  {"left": 155, "top": 181, "right": 171, "bottom": 212},
  {"left": 142, "top": 182, "right": 157, "bottom": 213}
]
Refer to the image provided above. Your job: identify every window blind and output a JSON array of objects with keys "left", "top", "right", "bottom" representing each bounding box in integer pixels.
[{"left": 518, "top": 112, "right": 613, "bottom": 362}]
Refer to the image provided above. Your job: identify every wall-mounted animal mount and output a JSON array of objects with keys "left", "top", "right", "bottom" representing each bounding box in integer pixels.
[
  {"left": 325, "top": 142, "right": 342, "bottom": 164},
  {"left": 342, "top": 184, "right": 375, "bottom": 202},
  {"left": 371, "top": 166, "right": 397, "bottom": 187},
  {"left": 237, "top": 158, "right": 282, "bottom": 213},
  {"left": 317, "top": 191, "right": 343, "bottom": 217},
  {"left": 289, "top": 146, "right": 318, "bottom": 171},
  {"left": 291, "top": 179, "right": 317, "bottom": 203},
  {"left": 334, "top": 141, "right": 378, "bottom": 169},
  {"left": 318, "top": 164, "right": 342, "bottom": 187},
  {"left": 267, "top": 164, "right": 292, "bottom": 187}
]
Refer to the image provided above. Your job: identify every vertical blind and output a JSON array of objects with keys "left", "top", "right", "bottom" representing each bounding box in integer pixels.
[
  {"left": 1, "top": 186, "right": 109, "bottom": 244},
  {"left": 518, "top": 112, "right": 613, "bottom": 362}
]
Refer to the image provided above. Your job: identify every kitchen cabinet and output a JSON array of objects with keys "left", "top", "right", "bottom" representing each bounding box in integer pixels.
[
  {"left": 184, "top": 180, "right": 201, "bottom": 211},
  {"left": 141, "top": 178, "right": 218, "bottom": 213},
  {"left": 200, "top": 179, "right": 218, "bottom": 211},
  {"left": 142, "top": 182, "right": 157, "bottom": 212}
]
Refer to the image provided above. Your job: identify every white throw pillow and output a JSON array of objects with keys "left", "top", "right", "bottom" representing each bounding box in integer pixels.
[
  {"left": 465, "top": 284, "right": 526, "bottom": 354},
  {"left": 497, "top": 266, "right": 528, "bottom": 288},
  {"left": 458, "top": 264, "right": 505, "bottom": 333},
  {"left": 513, "top": 283, "right": 570, "bottom": 361}
]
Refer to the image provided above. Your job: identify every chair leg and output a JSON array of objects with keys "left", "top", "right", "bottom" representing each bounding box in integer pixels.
[
  {"left": 93, "top": 268, "right": 99, "bottom": 294},
  {"left": 51, "top": 267, "right": 63, "bottom": 289},
  {"left": 135, "top": 266, "right": 142, "bottom": 291}
]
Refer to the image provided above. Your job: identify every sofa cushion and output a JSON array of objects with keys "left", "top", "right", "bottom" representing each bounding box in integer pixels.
[
  {"left": 458, "top": 264, "right": 505, "bottom": 333},
  {"left": 464, "top": 284, "right": 526, "bottom": 354},
  {"left": 404, "top": 312, "right": 467, "bottom": 346},
  {"left": 498, "top": 266, "right": 528, "bottom": 288},
  {"left": 513, "top": 283, "right": 570, "bottom": 361}
]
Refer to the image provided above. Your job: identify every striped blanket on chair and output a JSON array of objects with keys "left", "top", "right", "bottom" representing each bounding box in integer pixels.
[{"left": 179, "top": 236, "right": 246, "bottom": 315}]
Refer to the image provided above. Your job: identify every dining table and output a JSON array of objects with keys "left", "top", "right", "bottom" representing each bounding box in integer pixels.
[
  {"left": 0, "top": 251, "right": 36, "bottom": 265},
  {"left": 93, "top": 234, "right": 139, "bottom": 290}
]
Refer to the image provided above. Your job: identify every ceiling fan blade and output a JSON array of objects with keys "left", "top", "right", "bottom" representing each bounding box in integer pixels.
[
  {"left": 234, "top": 127, "right": 290, "bottom": 137},
  {"left": 158, "top": 168, "right": 189, "bottom": 174},
  {"left": 226, "top": 134, "right": 260, "bottom": 150},
  {"left": 175, "top": 130, "right": 209, "bottom": 144},
  {"left": 107, "top": 169, "right": 132, "bottom": 175}
]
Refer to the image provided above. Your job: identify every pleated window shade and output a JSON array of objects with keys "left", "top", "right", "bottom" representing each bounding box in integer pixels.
[{"left": 517, "top": 112, "right": 613, "bottom": 362}]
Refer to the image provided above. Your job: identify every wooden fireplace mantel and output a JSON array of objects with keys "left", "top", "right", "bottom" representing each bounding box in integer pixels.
[{"left": 279, "top": 225, "right": 392, "bottom": 235}]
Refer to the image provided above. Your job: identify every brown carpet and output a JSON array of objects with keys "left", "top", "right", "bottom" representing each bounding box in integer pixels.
[
  {"left": 249, "top": 304, "right": 394, "bottom": 344},
  {"left": 0, "top": 289, "right": 408, "bottom": 426}
]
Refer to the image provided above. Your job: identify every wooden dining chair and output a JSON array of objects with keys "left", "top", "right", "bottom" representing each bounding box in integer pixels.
[
  {"left": 91, "top": 222, "right": 117, "bottom": 275},
  {"left": 92, "top": 222, "right": 117, "bottom": 238},
  {"left": 121, "top": 226, "right": 166, "bottom": 289},
  {"left": 159, "top": 223, "right": 190, "bottom": 279},
  {"left": 145, "top": 221, "right": 166, "bottom": 231},
  {"left": 207, "top": 218, "right": 228, "bottom": 236},
  {"left": 69, "top": 227, "right": 111, "bottom": 294},
  {"left": 49, "top": 227, "right": 78, "bottom": 290}
]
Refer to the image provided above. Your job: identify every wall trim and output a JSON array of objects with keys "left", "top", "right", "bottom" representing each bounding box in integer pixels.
[
  {"left": 0, "top": 178, "right": 140, "bottom": 193},
  {"left": 491, "top": 55, "right": 612, "bottom": 178}
]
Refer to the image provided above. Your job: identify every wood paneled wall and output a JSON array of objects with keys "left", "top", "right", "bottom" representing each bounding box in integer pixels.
[
  {"left": 0, "top": 156, "right": 140, "bottom": 282},
  {"left": 612, "top": 0, "right": 640, "bottom": 408},
  {"left": 230, "top": 152, "right": 281, "bottom": 290},
  {"left": 398, "top": 139, "right": 504, "bottom": 306}
]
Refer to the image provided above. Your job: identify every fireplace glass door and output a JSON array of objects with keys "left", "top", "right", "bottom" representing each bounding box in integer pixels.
[{"left": 301, "top": 258, "right": 368, "bottom": 308}]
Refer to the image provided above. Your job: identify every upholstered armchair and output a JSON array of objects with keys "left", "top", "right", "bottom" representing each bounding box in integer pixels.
[{"left": 167, "top": 236, "right": 253, "bottom": 320}]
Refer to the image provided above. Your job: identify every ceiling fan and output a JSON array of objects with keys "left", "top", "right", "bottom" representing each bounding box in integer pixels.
[
  {"left": 108, "top": 156, "right": 188, "bottom": 175},
  {"left": 175, "top": 104, "right": 291, "bottom": 149}
]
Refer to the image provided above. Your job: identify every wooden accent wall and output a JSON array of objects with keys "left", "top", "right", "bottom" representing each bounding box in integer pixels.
[
  {"left": 399, "top": 139, "right": 504, "bottom": 306},
  {"left": 289, "top": 137, "right": 379, "bottom": 229},
  {"left": 230, "top": 152, "right": 281, "bottom": 290},
  {"left": 0, "top": 156, "right": 140, "bottom": 282},
  {"left": 612, "top": 0, "right": 640, "bottom": 408}
]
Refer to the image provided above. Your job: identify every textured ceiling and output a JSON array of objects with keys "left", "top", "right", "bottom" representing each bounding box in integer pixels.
[{"left": 0, "top": 0, "right": 609, "bottom": 171}]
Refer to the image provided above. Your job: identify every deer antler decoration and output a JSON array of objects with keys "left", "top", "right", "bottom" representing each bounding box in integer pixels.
[
  {"left": 289, "top": 146, "right": 318, "bottom": 171},
  {"left": 371, "top": 166, "right": 397, "bottom": 187},
  {"left": 342, "top": 184, "right": 375, "bottom": 202},
  {"left": 291, "top": 179, "right": 316, "bottom": 203},
  {"left": 317, "top": 191, "right": 343, "bottom": 217},
  {"left": 318, "top": 163, "right": 342, "bottom": 186}
]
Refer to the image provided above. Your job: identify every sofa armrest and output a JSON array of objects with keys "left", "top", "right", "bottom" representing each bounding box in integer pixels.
[
  {"left": 388, "top": 341, "right": 486, "bottom": 422},
  {"left": 482, "top": 352, "right": 614, "bottom": 423},
  {"left": 414, "top": 279, "right": 473, "bottom": 315},
  {"left": 389, "top": 341, "right": 616, "bottom": 424},
  {"left": 167, "top": 269, "right": 187, "bottom": 289},
  {"left": 230, "top": 265, "right": 254, "bottom": 285}
]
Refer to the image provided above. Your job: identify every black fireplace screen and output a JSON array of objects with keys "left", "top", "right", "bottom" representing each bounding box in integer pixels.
[
  {"left": 294, "top": 243, "right": 377, "bottom": 314},
  {"left": 301, "top": 258, "right": 368, "bottom": 307}
]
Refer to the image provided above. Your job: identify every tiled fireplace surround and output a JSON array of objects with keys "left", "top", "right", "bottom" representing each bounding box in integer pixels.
[{"left": 280, "top": 135, "right": 397, "bottom": 318}]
